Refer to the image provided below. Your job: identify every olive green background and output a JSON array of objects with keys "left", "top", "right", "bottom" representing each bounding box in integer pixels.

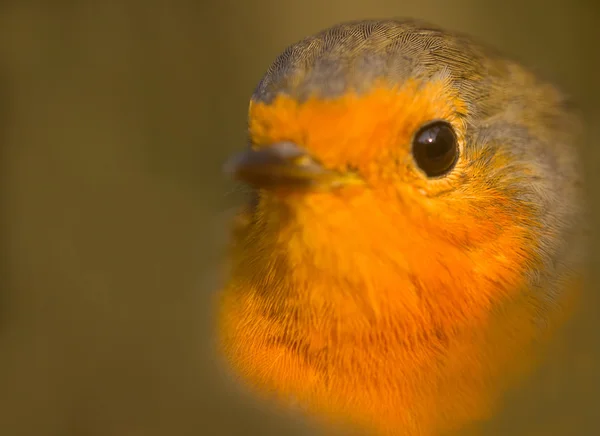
[{"left": 0, "top": 1, "right": 598, "bottom": 435}]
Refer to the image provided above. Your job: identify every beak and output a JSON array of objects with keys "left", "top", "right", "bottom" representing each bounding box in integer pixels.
[{"left": 224, "top": 141, "right": 361, "bottom": 190}]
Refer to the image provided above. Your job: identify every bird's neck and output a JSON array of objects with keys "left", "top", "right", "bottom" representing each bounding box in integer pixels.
[
  {"left": 219, "top": 239, "right": 551, "bottom": 436},
  {"left": 218, "top": 198, "right": 577, "bottom": 435}
]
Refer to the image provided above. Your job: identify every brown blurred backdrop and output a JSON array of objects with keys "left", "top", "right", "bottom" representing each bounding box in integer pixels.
[{"left": 0, "top": 1, "right": 599, "bottom": 435}]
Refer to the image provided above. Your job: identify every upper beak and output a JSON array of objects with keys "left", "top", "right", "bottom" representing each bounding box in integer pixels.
[{"left": 224, "top": 141, "right": 361, "bottom": 190}]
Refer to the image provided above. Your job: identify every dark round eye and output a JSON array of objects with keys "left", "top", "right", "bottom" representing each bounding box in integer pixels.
[{"left": 411, "top": 121, "right": 459, "bottom": 178}]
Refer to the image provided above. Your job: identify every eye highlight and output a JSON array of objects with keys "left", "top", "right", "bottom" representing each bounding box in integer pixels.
[{"left": 411, "top": 121, "right": 459, "bottom": 178}]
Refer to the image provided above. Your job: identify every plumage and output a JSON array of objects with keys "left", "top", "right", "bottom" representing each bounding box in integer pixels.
[{"left": 218, "top": 19, "right": 586, "bottom": 436}]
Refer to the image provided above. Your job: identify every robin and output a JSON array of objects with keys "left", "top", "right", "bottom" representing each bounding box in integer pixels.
[{"left": 217, "top": 19, "right": 586, "bottom": 436}]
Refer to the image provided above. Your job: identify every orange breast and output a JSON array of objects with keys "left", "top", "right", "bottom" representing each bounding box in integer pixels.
[{"left": 217, "top": 190, "right": 575, "bottom": 435}]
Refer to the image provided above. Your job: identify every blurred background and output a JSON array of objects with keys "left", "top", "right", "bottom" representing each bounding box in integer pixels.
[{"left": 0, "top": 1, "right": 598, "bottom": 435}]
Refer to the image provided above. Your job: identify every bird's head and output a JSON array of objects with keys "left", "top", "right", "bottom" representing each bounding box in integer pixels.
[{"left": 225, "top": 20, "right": 582, "bottom": 325}]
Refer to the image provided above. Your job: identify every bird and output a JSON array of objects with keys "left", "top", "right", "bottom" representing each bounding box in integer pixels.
[{"left": 216, "top": 18, "right": 586, "bottom": 436}]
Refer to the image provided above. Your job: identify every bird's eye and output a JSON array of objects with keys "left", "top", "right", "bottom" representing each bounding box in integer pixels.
[{"left": 411, "top": 121, "right": 459, "bottom": 178}]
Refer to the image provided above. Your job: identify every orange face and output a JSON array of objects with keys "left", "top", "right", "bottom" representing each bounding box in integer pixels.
[{"left": 240, "top": 77, "right": 541, "bottom": 320}]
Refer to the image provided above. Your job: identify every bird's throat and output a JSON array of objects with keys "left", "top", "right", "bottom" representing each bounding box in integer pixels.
[{"left": 217, "top": 195, "right": 563, "bottom": 435}]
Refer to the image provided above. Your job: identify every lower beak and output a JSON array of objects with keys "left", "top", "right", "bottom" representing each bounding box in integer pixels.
[{"left": 224, "top": 141, "right": 361, "bottom": 190}]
